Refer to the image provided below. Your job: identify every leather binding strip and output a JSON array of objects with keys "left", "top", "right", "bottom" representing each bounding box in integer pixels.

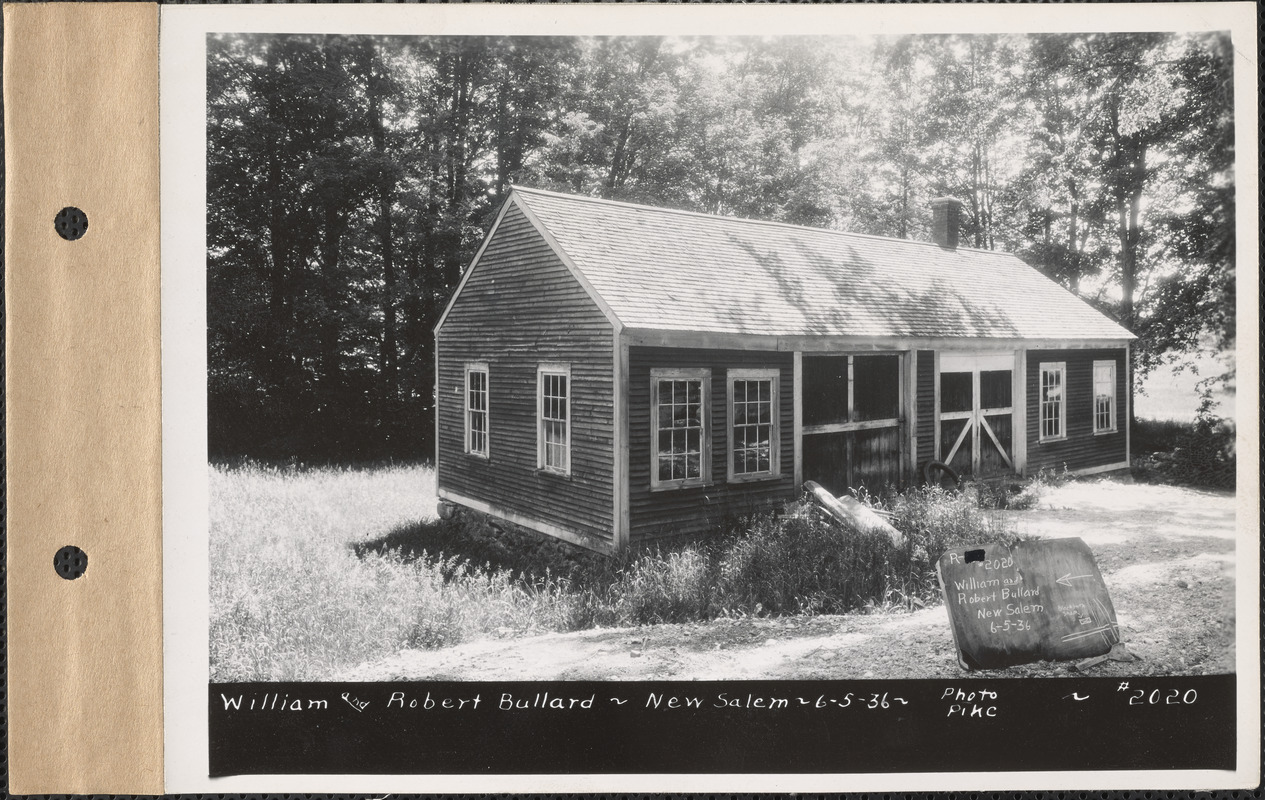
[{"left": 3, "top": 3, "right": 163, "bottom": 792}]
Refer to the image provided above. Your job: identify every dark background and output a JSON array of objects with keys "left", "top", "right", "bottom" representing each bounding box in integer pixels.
[{"left": 210, "top": 677, "right": 1237, "bottom": 777}]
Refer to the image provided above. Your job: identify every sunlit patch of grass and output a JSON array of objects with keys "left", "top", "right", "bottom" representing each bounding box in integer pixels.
[{"left": 209, "top": 462, "right": 438, "bottom": 681}]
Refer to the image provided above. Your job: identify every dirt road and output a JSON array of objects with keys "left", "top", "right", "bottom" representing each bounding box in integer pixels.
[{"left": 343, "top": 479, "right": 1239, "bottom": 681}]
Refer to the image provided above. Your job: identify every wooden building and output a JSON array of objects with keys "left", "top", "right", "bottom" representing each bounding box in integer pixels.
[{"left": 434, "top": 188, "right": 1134, "bottom": 553}]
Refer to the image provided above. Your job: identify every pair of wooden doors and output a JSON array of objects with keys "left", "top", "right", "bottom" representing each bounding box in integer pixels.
[
  {"left": 938, "top": 353, "right": 1016, "bottom": 477},
  {"left": 801, "top": 353, "right": 903, "bottom": 496}
]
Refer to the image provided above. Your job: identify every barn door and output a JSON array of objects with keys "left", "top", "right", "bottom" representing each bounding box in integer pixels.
[
  {"left": 938, "top": 354, "right": 1015, "bottom": 477},
  {"left": 802, "top": 353, "right": 904, "bottom": 496}
]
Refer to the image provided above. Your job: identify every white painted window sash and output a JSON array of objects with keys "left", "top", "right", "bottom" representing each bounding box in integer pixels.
[
  {"left": 727, "top": 368, "right": 780, "bottom": 482},
  {"left": 1093, "top": 359, "right": 1117, "bottom": 434},
  {"left": 1038, "top": 362, "right": 1067, "bottom": 442},
  {"left": 537, "top": 363, "right": 571, "bottom": 475},
  {"left": 464, "top": 362, "right": 489, "bottom": 458},
  {"left": 650, "top": 367, "right": 711, "bottom": 490}
]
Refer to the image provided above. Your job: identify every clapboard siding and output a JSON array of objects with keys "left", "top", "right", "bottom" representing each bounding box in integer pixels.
[
  {"left": 437, "top": 204, "right": 615, "bottom": 545},
  {"left": 915, "top": 350, "right": 936, "bottom": 470},
  {"left": 628, "top": 346, "right": 796, "bottom": 542},
  {"left": 1025, "top": 348, "right": 1127, "bottom": 474}
]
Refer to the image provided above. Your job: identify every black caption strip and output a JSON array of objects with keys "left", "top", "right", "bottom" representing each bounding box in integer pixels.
[{"left": 209, "top": 676, "right": 1234, "bottom": 776}]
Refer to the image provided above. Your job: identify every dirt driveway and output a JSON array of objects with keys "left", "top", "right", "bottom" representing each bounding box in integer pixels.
[{"left": 344, "top": 479, "right": 1239, "bottom": 681}]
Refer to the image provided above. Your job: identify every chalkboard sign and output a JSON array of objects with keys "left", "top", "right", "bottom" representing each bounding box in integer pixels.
[{"left": 937, "top": 537, "right": 1120, "bottom": 670}]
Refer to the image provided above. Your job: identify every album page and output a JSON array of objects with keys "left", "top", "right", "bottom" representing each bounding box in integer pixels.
[{"left": 158, "top": 2, "right": 1260, "bottom": 792}]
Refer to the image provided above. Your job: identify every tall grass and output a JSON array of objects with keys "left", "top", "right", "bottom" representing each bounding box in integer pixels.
[
  {"left": 210, "top": 462, "right": 439, "bottom": 680},
  {"left": 401, "top": 554, "right": 595, "bottom": 649},
  {"left": 211, "top": 462, "right": 1020, "bottom": 680}
]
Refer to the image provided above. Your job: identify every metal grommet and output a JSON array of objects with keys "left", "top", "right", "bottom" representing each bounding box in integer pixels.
[
  {"left": 53, "top": 545, "right": 88, "bottom": 580},
  {"left": 54, "top": 206, "right": 89, "bottom": 241}
]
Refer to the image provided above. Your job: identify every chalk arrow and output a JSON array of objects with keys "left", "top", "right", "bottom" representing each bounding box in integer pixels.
[
  {"left": 1062, "top": 692, "right": 1090, "bottom": 701},
  {"left": 1057, "top": 573, "right": 1094, "bottom": 587},
  {"left": 609, "top": 698, "right": 629, "bottom": 705}
]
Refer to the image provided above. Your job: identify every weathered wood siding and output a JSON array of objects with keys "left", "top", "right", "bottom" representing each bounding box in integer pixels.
[
  {"left": 437, "top": 203, "right": 615, "bottom": 547},
  {"left": 629, "top": 346, "right": 796, "bottom": 542},
  {"left": 1025, "top": 348, "right": 1128, "bottom": 474},
  {"left": 802, "top": 427, "right": 902, "bottom": 496},
  {"left": 915, "top": 350, "right": 936, "bottom": 470}
]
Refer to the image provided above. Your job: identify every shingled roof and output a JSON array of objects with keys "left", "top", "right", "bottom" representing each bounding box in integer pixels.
[{"left": 508, "top": 186, "right": 1134, "bottom": 341}]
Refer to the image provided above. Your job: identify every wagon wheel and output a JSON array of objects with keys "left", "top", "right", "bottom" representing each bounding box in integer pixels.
[{"left": 922, "top": 459, "right": 961, "bottom": 490}]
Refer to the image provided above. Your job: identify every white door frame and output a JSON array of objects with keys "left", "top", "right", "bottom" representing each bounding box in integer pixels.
[{"left": 936, "top": 351, "right": 1020, "bottom": 475}]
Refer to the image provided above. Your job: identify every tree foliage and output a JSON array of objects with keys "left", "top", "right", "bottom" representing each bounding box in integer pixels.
[{"left": 207, "top": 33, "right": 1235, "bottom": 461}]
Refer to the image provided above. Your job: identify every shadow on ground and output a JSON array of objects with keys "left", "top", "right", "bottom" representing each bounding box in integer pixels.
[{"left": 350, "top": 514, "right": 607, "bottom": 581}]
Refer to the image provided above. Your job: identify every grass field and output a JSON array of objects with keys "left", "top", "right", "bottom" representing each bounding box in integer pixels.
[
  {"left": 210, "top": 462, "right": 441, "bottom": 680},
  {"left": 210, "top": 461, "right": 1018, "bottom": 681},
  {"left": 210, "top": 462, "right": 613, "bottom": 680}
]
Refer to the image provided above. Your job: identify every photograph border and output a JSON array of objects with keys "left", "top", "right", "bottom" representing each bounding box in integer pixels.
[{"left": 162, "top": 2, "right": 1260, "bottom": 792}]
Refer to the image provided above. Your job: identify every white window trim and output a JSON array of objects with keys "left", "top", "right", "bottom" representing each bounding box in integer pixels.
[
  {"left": 650, "top": 367, "right": 711, "bottom": 491},
  {"left": 1038, "top": 362, "right": 1067, "bottom": 443},
  {"left": 464, "top": 362, "right": 490, "bottom": 458},
  {"left": 1092, "top": 359, "right": 1118, "bottom": 434},
  {"left": 727, "top": 368, "right": 781, "bottom": 483},
  {"left": 537, "top": 363, "right": 571, "bottom": 476}
]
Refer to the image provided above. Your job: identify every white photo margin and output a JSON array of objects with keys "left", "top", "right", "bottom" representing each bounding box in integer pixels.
[{"left": 161, "top": 2, "right": 1260, "bottom": 793}]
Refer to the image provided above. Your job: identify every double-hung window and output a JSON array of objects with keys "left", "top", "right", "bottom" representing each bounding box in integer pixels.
[
  {"left": 1093, "top": 360, "right": 1117, "bottom": 433},
  {"left": 651, "top": 368, "right": 710, "bottom": 489},
  {"left": 728, "top": 369, "right": 779, "bottom": 481},
  {"left": 1038, "top": 362, "right": 1066, "bottom": 441},
  {"left": 537, "top": 364, "right": 570, "bottom": 475},
  {"left": 464, "top": 363, "right": 489, "bottom": 457}
]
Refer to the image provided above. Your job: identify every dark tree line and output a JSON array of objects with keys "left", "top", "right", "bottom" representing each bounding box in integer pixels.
[{"left": 207, "top": 33, "right": 1234, "bottom": 461}]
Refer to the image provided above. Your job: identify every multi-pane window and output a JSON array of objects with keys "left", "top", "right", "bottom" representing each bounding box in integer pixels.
[
  {"left": 537, "top": 365, "right": 570, "bottom": 474},
  {"left": 651, "top": 369, "right": 709, "bottom": 489},
  {"left": 464, "top": 364, "right": 489, "bottom": 457},
  {"left": 1039, "top": 363, "right": 1066, "bottom": 441},
  {"left": 1093, "top": 360, "right": 1117, "bottom": 433},
  {"left": 729, "top": 370, "right": 779, "bottom": 480}
]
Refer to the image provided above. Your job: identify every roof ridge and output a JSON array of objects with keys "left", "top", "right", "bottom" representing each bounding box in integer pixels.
[{"left": 508, "top": 184, "right": 1017, "bottom": 258}]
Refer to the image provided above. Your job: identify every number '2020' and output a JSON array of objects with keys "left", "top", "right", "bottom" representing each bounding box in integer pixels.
[{"left": 1129, "top": 689, "right": 1197, "bottom": 705}]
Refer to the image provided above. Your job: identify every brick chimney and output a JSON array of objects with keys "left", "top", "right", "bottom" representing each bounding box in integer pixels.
[{"left": 931, "top": 197, "right": 963, "bottom": 249}]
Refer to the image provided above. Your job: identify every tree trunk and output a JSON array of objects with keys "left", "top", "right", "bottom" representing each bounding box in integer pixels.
[
  {"left": 379, "top": 185, "right": 397, "bottom": 404},
  {"left": 448, "top": 48, "right": 473, "bottom": 207},
  {"left": 368, "top": 53, "right": 398, "bottom": 407},
  {"left": 318, "top": 205, "right": 346, "bottom": 407},
  {"left": 1114, "top": 140, "right": 1146, "bottom": 334},
  {"left": 606, "top": 115, "right": 634, "bottom": 190},
  {"left": 264, "top": 134, "right": 292, "bottom": 395},
  {"left": 1111, "top": 119, "right": 1146, "bottom": 434}
]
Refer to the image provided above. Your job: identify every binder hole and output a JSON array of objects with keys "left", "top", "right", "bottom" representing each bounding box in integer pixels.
[
  {"left": 54, "top": 206, "right": 89, "bottom": 241},
  {"left": 53, "top": 545, "right": 88, "bottom": 580}
]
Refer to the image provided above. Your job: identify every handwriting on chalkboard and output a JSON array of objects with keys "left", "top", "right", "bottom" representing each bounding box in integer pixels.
[{"left": 937, "top": 538, "right": 1120, "bottom": 670}]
